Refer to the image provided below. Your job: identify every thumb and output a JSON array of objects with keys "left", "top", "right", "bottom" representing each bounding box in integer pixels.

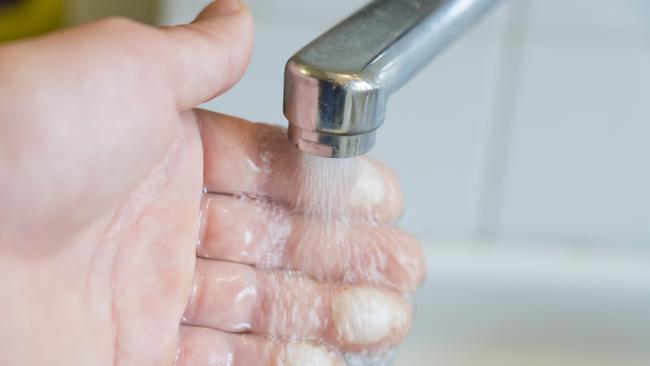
[{"left": 163, "top": 0, "right": 254, "bottom": 109}]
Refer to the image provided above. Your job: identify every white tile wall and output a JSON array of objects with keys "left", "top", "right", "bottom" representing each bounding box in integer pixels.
[
  {"left": 497, "top": 0, "right": 650, "bottom": 244},
  {"left": 526, "top": 0, "right": 650, "bottom": 35},
  {"left": 159, "top": 0, "right": 650, "bottom": 246},
  {"left": 374, "top": 3, "right": 510, "bottom": 238}
]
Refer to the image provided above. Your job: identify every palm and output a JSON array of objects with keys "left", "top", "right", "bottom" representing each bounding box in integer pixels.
[{"left": 85, "top": 119, "right": 202, "bottom": 365}]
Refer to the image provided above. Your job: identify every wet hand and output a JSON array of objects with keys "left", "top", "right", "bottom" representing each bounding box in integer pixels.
[{"left": 0, "top": 0, "right": 424, "bottom": 365}]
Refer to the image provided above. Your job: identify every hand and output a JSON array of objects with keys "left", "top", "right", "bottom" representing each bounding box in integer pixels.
[{"left": 0, "top": 1, "right": 425, "bottom": 365}]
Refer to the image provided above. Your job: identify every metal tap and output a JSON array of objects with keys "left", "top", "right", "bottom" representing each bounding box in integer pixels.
[{"left": 283, "top": 0, "right": 499, "bottom": 158}]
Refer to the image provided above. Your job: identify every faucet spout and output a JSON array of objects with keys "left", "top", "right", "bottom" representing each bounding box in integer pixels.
[{"left": 283, "top": 0, "right": 500, "bottom": 158}]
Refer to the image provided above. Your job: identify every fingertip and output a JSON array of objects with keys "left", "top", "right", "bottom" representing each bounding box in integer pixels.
[
  {"left": 197, "top": 0, "right": 245, "bottom": 17},
  {"left": 164, "top": 1, "right": 254, "bottom": 108},
  {"left": 356, "top": 158, "right": 404, "bottom": 221},
  {"left": 395, "top": 231, "right": 427, "bottom": 292},
  {"left": 283, "top": 343, "right": 345, "bottom": 366},
  {"left": 193, "top": 0, "right": 254, "bottom": 86},
  {"left": 331, "top": 286, "right": 412, "bottom": 351}
]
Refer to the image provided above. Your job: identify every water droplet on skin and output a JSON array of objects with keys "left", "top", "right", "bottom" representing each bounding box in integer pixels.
[{"left": 235, "top": 128, "right": 406, "bottom": 366}]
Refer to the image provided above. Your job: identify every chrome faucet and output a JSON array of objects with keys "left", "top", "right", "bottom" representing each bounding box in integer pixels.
[{"left": 283, "top": 0, "right": 499, "bottom": 158}]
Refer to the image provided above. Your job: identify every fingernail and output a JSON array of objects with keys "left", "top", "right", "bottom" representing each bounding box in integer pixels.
[
  {"left": 350, "top": 160, "right": 385, "bottom": 207},
  {"left": 332, "top": 287, "right": 409, "bottom": 345},
  {"left": 285, "top": 343, "right": 336, "bottom": 366},
  {"left": 211, "top": 0, "right": 243, "bottom": 15}
]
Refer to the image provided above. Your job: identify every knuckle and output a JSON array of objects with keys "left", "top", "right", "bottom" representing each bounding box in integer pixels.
[{"left": 93, "top": 16, "right": 142, "bottom": 33}]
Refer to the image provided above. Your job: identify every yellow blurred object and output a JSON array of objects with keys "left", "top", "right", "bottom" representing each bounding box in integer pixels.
[{"left": 0, "top": 0, "right": 63, "bottom": 42}]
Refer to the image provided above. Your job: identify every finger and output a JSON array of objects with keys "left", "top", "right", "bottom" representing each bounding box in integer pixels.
[
  {"left": 197, "top": 110, "right": 403, "bottom": 221},
  {"left": 183, "top": 260, "right": 412, "bottom": 352},
  {"left": 163, "top": 0, "right": 254, "bottom": 108},
  {"left": 177, "top": 326, "right": 345, "bottom": 366},
  {"left": 198, "top": 193, "right": 425, "bottom": 292}
]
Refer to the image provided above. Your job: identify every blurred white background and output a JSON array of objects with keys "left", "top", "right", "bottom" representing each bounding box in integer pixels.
[{"left": 157, "top": 1, "right": 650, "bottom": 365}]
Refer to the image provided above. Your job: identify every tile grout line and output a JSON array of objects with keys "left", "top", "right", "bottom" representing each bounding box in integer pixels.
[{"left": 473, "top": 0, "right": 530, "bottom": 240}]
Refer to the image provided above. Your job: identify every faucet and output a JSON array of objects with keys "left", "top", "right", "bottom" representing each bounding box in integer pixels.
[{"left": 283, "top": 0, "right": 499, "bottom": 158}]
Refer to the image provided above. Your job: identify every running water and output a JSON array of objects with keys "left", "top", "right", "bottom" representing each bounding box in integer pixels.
[
  {"left": 198, "top": 124, "right": 414, "bottom": 366},
  {"left": 291, "top": 153, "right": 400, "bottom": 366},
  {"left": 292, "top": 154, "right": 361, "bottom": 220},
  {"left": 250, "top": 136, "right": 403, "bottom": 366}
]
